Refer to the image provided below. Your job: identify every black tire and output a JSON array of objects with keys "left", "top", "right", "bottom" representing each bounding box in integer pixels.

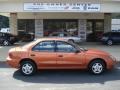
[
  {"left": 3, "top": 40, "right": 10, "bottom": 46},
  {"left": 10, "top": 42, "right": 14, "bottom": 45},
  {"left": 68, "top": 39, "right": 74, "bottom": 43},
  {"left": 20, "top": 61, "right": 37, "bottom": 76},
  {"left": 107, "top": 40, "right": 113, "bottom": 46},
  {"left": 88, "top": 60, "right": 106, "bottom": 75}
]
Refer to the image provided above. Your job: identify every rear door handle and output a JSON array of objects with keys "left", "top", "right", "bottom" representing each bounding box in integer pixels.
[
  {"left": 31, "top": 54, "right": 35, "bottom": 56},
  {"left": 58, "top": 55, "right": 63, "bottom": 57}
]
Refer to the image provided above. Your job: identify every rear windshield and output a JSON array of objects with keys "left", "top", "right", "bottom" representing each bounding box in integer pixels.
[{"left": 103, "top": 32, "right": 111, "bottom": 36}]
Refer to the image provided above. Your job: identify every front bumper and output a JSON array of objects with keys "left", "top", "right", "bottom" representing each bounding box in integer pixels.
[
  {"left": 100, "top": 38, "right": 108, "bottom": 43},
  {"left": 10, "top": 38, "right": 19, "bottom": 44},
  {"left": 107, "top": 58, "right": 117, "bottom": 70}
]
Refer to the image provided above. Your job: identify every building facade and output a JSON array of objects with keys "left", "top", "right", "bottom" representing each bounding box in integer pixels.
[{"left": 0, "top": 0, "right": 120, "bottom": 41}]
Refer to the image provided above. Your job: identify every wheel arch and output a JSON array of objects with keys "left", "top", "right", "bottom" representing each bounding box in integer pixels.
[
  {"left": 87, "top": 58, "right": 107, "bottom": 69},
  {"left": 68, "top": 39, "right": 74, "bottom": 41},
  {"left": 19, "top": 58, "right": 37, "bottom": 69}
]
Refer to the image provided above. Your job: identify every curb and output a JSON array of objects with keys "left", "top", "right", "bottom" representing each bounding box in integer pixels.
[{"left": 0, "top": 61, "right": 7, "bottom": 63}]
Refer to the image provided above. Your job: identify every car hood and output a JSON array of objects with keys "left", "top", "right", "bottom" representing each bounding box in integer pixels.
[
  {"left": 85, "top": 49, "right": 110, "bottom": 56},
  {"left": 48, "top": 36, "right": 80, "bottom": 39}
]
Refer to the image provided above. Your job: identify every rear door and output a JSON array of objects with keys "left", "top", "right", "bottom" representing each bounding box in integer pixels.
[
  {"left": 0, "top": 33, "right": 5, "bottom": 42},
  {"left": 112, "top": 33, "right": 120, "bottom": 43},
  {"left": 30, "top": 40, "right": 57, "bottom": 69},
  {"left": 118, "top": 33, "right": 120, "bottom": 42}
]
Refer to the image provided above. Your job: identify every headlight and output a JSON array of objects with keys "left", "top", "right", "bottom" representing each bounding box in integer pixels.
[
  {"left": 109, "top": 55, "right": 116, "bottom": 61},
  {"left": 102, "top": 37, "right": 108, "bottom": 40}
]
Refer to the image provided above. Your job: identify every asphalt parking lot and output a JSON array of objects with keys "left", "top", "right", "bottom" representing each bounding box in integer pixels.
[
  {"left": 0, "top": 42, "right": 120, "bottom": 90},
  {"left": 0, "top": 62, "right": 120, "bottom": 90}
]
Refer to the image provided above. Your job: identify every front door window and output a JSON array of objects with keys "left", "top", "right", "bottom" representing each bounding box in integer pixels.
[{"left": 56, "top": 41, "right": 76, "bottom": 52}]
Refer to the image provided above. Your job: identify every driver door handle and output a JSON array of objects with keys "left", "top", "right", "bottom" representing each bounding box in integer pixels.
[
  {"left": 58, "top": 55, "right": 63, "bottom": 57},
  {"left": 31, "top": 54, "right": 35, "bottom": 56}
]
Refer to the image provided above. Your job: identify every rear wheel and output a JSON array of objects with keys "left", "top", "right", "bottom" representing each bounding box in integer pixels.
[
  {"left": 3, "top": 40, "right": 10, "bottom": 46},
  {"left": 88, "top": 60, "right": 106, "bottom": 75},
  {"left": 20, "top": 61, "right": 37, "bottom": 76}
]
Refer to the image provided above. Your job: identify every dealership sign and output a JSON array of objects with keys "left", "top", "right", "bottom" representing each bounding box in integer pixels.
[{"left": 24, "top": 3, "right": 100, "bottom": 12}]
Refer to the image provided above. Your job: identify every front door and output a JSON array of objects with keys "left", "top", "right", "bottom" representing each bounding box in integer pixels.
[
  {"left": 56, "top": 41, "right": 85, "bottom": 69},
  {"left": 30, "top": 40, "right": 57, "bottom": 69},
  {"left": 112, "top": 33, "right": 120, "bottom": 43}
]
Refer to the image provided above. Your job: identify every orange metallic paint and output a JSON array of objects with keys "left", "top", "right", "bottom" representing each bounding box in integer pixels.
[{"left": 7, "top": 38, "right": 116, "bottom": 70}]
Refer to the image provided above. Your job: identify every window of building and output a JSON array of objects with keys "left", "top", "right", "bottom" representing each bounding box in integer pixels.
[
  {"left": 44, "top": 19, "right": 78, "bottom": 37},
  {"left": 87, "top": 20, "right": 104, "bottom": 41},
  {"left": 17, "top": 19, "right": 35, "bottom": 34}
]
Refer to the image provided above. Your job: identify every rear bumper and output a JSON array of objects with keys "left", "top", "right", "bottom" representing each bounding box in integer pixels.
[
  {"left": 100, "top": 39, "right": 107, "bottom": 43},
  {"left": 10, "top": 38, "right": 19, "bottom": 44},
  {"left": 6, "top": 57, "right": 19, "bottom": 68}
]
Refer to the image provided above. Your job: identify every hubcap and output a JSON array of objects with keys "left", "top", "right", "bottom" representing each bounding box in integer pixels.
[
  {"left": 22, "top": 63, "right": 33, "bottom": 75},
  {"left": 69, "top": 40, "right": 74, "bottom": 43},
  {"left": 108, "top": 40, "right": 112, "bottom": 45},
  {"left": 3, "top": 41, "right": 9, "bottom": 46},
  {"left": 92, "top": 63, "right": 103, "bottom": 74}
]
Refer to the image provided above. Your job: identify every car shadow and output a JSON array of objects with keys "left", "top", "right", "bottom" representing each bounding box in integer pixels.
[
  {"left": 13, "top": 68, "right": 120, "bottom": 84},
  {"left": 0, "top": 62, "right": 10, "bottom": 68}
]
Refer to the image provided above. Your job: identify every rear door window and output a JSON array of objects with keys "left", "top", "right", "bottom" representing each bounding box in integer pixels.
[
  {"left": 32, "top": 41, "right": 55, "bottom": 52},
  {"left": 112, "top": 33, "right": 120, "bottom": 37},
  {"left": 103, "top": 33, "right": 110, "bottom": 37},
  {"left": 52, "top": 33, "right": 58, "bottom": 36}
]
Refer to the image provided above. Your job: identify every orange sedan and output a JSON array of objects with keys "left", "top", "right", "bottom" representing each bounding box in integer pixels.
[{"left": 7, "top": 38, "right": 116, "bottom": 76}]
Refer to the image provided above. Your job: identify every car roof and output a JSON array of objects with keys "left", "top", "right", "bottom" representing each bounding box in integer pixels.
[
  {"left": 22, "top": 37, "right": 67, "bottom": 49},
  {"left": 0, "top": 32, "right": 12, "bottom": 35},
  {"left": 103, "top": 32, "right": 120, "bottom": 35},
  {"left": 49, "top": 32, "right": 70, "bottom": 36},
  {"left": 50, "top": 32, "right": 69, "bottom": 34},
  {"left": 105, "top": 32, "right": 120, "bottom": 34},
  {"left": 36, "top": 37, "right": 65, "bottom": 42}
]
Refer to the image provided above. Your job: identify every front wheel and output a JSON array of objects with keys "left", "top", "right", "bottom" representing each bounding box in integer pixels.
[
  {"left": 107, "top": 40, "right": 113, "bottom": 46},
  {"left": 20, "top": 61, "right": 37, "bottom": 76},
  {"left": 88, "top": 60, "right": 106, "bottom": 75},
  {"left": 68, "top": 39, "right": 74, "bottom": 43}
]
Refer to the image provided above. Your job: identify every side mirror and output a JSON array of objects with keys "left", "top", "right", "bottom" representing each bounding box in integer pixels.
[{"left": 75, "top": 50, "right": 80, "bottom": 53}]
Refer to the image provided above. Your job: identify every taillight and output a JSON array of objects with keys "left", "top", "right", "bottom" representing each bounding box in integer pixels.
[
  {"left": 10, "top": 37, "right": 14, "bottom": 40},
  {"left": 9, "top": 53, "right": 13, "bottom": 58}
]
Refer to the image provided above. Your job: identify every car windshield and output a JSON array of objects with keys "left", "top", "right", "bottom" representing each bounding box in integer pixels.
[
  {"left": 103, "top": 32, "right": 111, "bottom": 36},
  {"left": 71, "top": 43, "right": 88, "bottom": 51},
  {"left": 22, "top": 40, "right": 37, "bottom": 49}
]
